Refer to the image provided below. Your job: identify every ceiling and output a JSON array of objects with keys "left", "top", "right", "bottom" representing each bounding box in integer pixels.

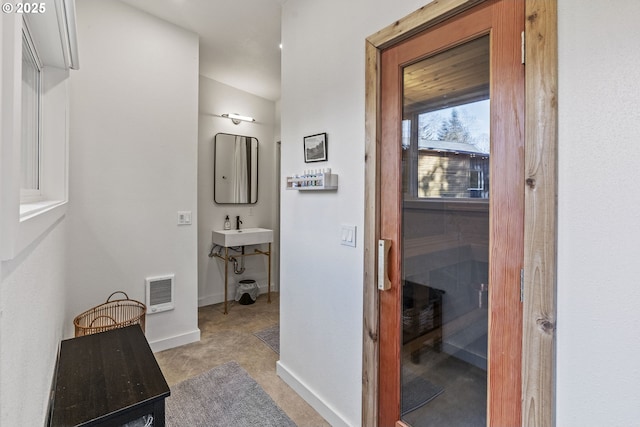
[
  {"left": 403, "top": 35, "right": 490, "bottom": 116},
  {"left": 120, "top": 0, "right": 284, "bottom": 101}
]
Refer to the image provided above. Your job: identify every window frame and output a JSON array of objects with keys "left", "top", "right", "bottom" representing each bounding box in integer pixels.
[
  {"left": 1, "top": 4, "right": 75, "bottom": 261},
  {"left": 404, "top": 100, "right": 491, "bottom": 201},
  {"left": 20, "top": 18, "right": 44, "bottom": 203},
  {"left": 468, "top": 169, "right": 484, "bottom": 190}
]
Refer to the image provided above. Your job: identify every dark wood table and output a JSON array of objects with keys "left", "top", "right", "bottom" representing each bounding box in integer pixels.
[{"left": 49, "top": 325, "right": 170, "bottom": 426}]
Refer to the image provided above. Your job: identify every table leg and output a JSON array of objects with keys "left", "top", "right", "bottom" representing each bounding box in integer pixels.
[
  {"left": 268, "top": 242, "right": 272, "bottom": 303},
  {"left": 224, "top": 247, "right": 229, "bottom": 314},
  {"left": 152, "top": 400, "right": 166, "bottom": 427}
]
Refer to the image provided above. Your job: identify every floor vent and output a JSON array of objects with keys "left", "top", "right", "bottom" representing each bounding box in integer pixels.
[{"left": 146, "top": 275, "right": 174, "bottom": 314}]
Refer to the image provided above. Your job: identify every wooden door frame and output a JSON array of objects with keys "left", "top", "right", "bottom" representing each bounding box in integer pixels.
[{"left": 362, "top": 1, "right": 557, "bottom": 426}]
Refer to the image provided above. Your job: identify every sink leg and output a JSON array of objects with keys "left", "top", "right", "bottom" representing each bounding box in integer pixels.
[
  {"left": 224, "top": 247, "right": 229, "bottom": 314},
  {"left": 268, "top": 242, "right": 272, "bottom": 304}
]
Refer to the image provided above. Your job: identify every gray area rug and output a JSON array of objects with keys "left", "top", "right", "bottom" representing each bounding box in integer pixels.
[
  {"left": 401, "top": 371, "right": 445, "bottom": 415},
  {"left": 254, "top": 324, "right": 280, "bottom": 354},
  {"left": 166, "top": 361, "right": 295, "bottom": 427}
]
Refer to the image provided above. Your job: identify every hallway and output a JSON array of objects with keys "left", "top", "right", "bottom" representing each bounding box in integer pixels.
[{"left": 154, "top": 294, "right": 329, "bottom": 427}]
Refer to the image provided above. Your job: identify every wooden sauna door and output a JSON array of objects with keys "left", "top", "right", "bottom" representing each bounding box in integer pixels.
[{"left": 378, "top": 1, "right": 524, "bottom": 426}]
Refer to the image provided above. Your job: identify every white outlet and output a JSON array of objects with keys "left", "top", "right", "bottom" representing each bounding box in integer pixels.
[
  {"left": 177, "top": 211, "right": 192, "bottom": 225},
  {"left": 340, "top": 224, "right": 356, "bottom": 247}
]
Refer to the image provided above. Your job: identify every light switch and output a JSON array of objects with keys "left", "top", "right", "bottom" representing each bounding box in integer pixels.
[
  {"left": 340, "top": 225, "right": 356, "bottom": 247},
  {"left": 177, "top": 211, "right": 192, "bottom": 225}
]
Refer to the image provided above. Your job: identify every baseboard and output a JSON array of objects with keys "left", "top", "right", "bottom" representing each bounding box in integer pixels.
[
  {"left": 276, "top": 361, "right": 351, "bottom": 427},
  {"left": 198, "top": 282, "right": 274, "bottom": 307},
  {"left": 198, "top": 293, "right": 223, "bottom": 307},
  {"left": 149, "top": 328, "right": 200, "bottom": 353}
]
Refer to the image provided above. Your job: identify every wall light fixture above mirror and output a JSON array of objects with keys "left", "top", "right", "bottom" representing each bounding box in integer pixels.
[{"left": 221, "top": 113, "right": 255, "bottom": 125}]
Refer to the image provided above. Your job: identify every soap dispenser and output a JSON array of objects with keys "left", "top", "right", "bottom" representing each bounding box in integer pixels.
[{"left": 224, "top": 215, "right": 231, "bottom": 230}]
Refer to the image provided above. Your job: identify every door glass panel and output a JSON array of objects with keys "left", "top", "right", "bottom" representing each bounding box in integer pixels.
[{"left": 401, "top": 35, "right": 490, "bottom": 426}]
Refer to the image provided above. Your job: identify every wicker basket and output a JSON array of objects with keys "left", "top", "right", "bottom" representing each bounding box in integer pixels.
[{"left": 74, "top": 291, "right": 146, "bottom": 337}]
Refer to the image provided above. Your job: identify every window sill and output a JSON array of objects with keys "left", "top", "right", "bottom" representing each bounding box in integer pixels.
[{"left": 20, "top": 199, "right": 66, "bottom": 220}]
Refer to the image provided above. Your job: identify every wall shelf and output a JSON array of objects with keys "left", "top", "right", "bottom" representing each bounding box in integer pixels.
[{"left": 286, "top": 172, "right": 338, "bottom": 191}]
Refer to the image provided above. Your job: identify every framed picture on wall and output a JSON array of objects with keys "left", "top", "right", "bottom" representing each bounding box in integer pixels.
[{"left": 303, "top": 133, "right": 327, "bottom": 162}]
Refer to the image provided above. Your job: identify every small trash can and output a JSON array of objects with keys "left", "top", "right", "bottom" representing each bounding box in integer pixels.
[{"left": 235, "top": 279, "right": 258, "bottom": 305}]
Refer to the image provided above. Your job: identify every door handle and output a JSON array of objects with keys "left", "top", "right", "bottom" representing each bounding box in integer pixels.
[{"left": 378, "top": 239, "right": 392, "bottom": 291}]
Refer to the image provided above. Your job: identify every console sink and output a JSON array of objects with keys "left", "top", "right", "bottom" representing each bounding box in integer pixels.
[{"left": 212, "top": 228, "right": 274, "bottom": 247}]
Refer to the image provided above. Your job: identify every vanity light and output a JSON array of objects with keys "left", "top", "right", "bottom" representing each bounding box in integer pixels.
[{"left": 221, "top": 113, "right": 255, "bottom": 125}]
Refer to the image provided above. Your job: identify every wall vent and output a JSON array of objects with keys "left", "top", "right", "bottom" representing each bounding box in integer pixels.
[{"left": 146, "top": 274, "right": 174, "bottom": 314}]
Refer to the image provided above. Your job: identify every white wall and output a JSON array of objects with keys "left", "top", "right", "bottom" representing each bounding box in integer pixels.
[
  {"left": 66, "top": 0, "right": 200, "bottom": 351},
  {"left": 198, "top": 76, "right": 278, "bottom": 306},
  {"left": 0, "top": 221, "right": 67, "bottom": 426},
  {"left": 278, "top": 1, "right": 427, "bottom": 425},
  {"left": 280, "top": 1, "right": 640, "bottom": 426},
  {"left": 556, "top": 1, "right": 640, "bottom": 426},
  {"left": 0, "top": 4, "right": 70, "bottom": 425}
]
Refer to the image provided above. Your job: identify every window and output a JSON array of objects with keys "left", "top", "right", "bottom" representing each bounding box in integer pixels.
[
  {"left": 0, "top": 6, "right": 78, "bottom": 260},
  {"left": 402, "top": 100, "right": 491, "bottom": 200},
  {"left": 468, "top": 169, "right": 484, "bottom": 191},
  {"left": 21, "top": 24, "right": 42, "bottom": 200}
]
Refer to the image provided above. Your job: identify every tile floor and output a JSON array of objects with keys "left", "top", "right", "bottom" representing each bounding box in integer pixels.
[{"left": 154, "top": 293, "right": 330, "bottom": 427}]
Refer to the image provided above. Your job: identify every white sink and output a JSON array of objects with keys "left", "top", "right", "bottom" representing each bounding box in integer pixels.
[{"left": 212, "top": 228, "right": 274, "bottom": 247}]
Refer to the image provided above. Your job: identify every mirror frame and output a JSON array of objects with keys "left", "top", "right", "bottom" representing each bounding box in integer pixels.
[{"left": 213, "top": 133, "right": 259, "bottom": 204}]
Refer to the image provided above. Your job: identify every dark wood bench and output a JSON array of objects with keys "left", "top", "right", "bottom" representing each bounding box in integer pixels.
[{"left": 48, "top": 325, "right": 170, "bottom": 426}]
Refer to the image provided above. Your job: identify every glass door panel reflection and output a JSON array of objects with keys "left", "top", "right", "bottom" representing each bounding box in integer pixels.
[{"left": 400, "top": 35, "right": 490, "bottom": 426}]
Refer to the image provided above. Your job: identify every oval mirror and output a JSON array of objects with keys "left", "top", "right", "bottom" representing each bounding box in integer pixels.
[{"left": 214, "top": 133, "right": 258, "bottom": 204}]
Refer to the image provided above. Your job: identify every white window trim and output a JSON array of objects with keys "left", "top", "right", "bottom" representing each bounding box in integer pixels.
[
  {"left": 1, "top": 5, "right": 72, "bottom": 261},
  {"left": 20, "top": 17, "right": 44, "bottom": 203}
]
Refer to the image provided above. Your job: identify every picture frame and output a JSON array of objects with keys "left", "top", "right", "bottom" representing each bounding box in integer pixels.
[{"left": 303, "top": 133, "right": 327, "bottom": 162}]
